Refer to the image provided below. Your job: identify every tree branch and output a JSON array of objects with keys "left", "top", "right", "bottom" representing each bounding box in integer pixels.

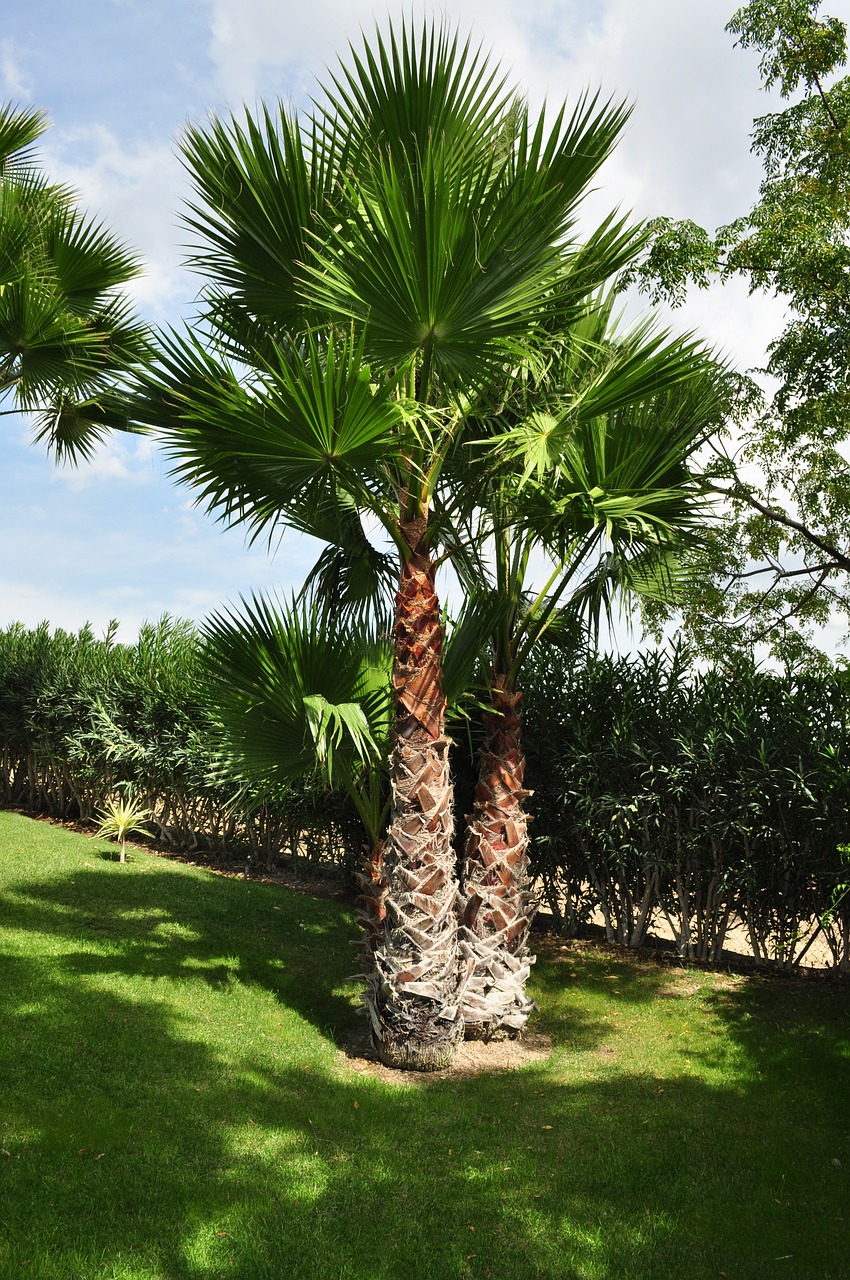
[
  {"left": 711, "top": 484, "right": 850, "bottom": 573},
  {"left": 734, "top": 559, "right": 843, "bottom": 582},
  {"left": 748, "top": 564, "right": 832, "bottom": 646}
]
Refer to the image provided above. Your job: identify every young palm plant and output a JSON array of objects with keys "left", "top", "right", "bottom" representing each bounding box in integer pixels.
[
  {"left": 93, "top": 795, "right": 152, "bottom": 863},
  {"left": 131, "top": 24, "right": 714, "bottom": 1068},
  {"left": 203, "top": 594, "right": 392, "bottom": 856},
  {"left": 0, "top": 103, "right": 150, "bottom": 461}
]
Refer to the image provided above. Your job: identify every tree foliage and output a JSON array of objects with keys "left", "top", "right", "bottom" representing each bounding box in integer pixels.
[
  {"left": 0, "top": 617, "right": 365, "bottom": 872},
  {"left": 628, "top": 1, "right": 850, "bottom": 663},
  {"left": 519, "top": 644, "right": 850, "bottom": 970}
]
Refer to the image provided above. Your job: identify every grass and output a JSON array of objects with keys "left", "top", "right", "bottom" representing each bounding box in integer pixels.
[{"left": 0, "top": 809, "right": 848, "bottom": 1280}]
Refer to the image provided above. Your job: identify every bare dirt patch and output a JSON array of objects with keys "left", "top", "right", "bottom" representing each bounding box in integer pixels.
[{"left": 338, "top": 1026, "right": 553, "bottom": 1084}]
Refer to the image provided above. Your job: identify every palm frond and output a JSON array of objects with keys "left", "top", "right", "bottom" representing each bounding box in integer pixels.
[
  {"left": 299, "top": 533, "right": 396, "bottom": 632},
  {"left": 0, "top": 102, "right": 49, "bottom": 178},
  {"left": 325, "top": 21, "right": 512, "bottom": 166},
  {"left": 0, "top": 110, "right": 149, "bottom": 462},
  {"left": 303, "top": 31, "right": 637, "bottom": 394},
  {"left": 134, "top": 324, "right": 407, "bottom": 544},
  {"left": 442, "top": 589, "right": 508, "bottom": 707},
  {"left": 45, "top": 203, "right": 143, "bottom": 302},
  {"left": 498, "top": 325, "right": 722, "bottom": 485},
  {"left": 203, "top": 593, "right": 391, "bottom": 788},
  {"left": 181, "top": 103, "right": 343, "bottom": 331}
]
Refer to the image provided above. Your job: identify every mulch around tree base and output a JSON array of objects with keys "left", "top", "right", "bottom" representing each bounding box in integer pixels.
[{"left": 339, "top": 1026, "right": 553, "bottom": 1083}]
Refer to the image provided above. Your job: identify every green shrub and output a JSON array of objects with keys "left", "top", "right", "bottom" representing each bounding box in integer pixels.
[
  {"left": 517, "top": 647, "right": 850, "bottom": 970},
  {"left": 0, "top": 618, "right": 362, "bottom": 872}
]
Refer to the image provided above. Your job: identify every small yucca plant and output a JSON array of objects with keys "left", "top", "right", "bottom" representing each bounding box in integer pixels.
[{"left": 93, "top": 796, "right": 152, "bottom": 863}]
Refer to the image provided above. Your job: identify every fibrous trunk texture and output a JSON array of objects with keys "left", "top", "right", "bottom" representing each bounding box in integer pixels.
[
  {"left": 363, "top": 522, "right": 467, "bottom": 1071},
  {"left": 459, "top": 672, "right": 537, "bottom": 1039}
]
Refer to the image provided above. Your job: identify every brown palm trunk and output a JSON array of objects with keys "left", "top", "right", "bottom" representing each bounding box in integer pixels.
[
  {"left": 459, "top": 671, "right": 537, "bottom": 1039},
  {"left": 363, "top": 521, "right": 466, "bottom": 1071}
]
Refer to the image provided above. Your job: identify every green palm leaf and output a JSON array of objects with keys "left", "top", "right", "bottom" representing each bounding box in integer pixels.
[
  {"left": 307, "top": 65, "right": 637, "bottom": 390},
  {"left": 203, "top": 593, "right": 391, "bottom": 790},
  {"left": 181, "top": 104, "right": 344, "bottom": 336},
  {"left": 136, "top": 325, "right": 407, "bottom": 545},
  {"left": 553, "top": 376, "right": 723, "bottom": 539},
  {"left": 498, "top": 321, "right": 720, "bottom": 485},
  {"left": 326, "top": 23, "right": 511, "bottom": 163},
  {"left": 0, "top": 101, "right": 150, "bottom": 460},
  {"left": 0, "top": 103, "right": 49, "bottom": 178}
]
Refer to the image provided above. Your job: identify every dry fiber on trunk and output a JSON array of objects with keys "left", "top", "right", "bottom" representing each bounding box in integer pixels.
[
  {"left": 460, "top": 674, "right": 537, "bottom": 1039},
  {"left": 364, "top": 525, "right": 469, "bottom": 1071}
]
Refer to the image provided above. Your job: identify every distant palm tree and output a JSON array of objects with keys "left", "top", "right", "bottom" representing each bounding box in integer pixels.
[
  {"left": 0, "top": 103, "right": 149, "bottom": 461},
  {"left": 132, "top": 23, "right": 714, "bottom": 1069}
]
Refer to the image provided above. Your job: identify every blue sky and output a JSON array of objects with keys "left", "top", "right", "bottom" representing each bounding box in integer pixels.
[{"left": 1, "top": 0, "right": 839, "bottom": 641}]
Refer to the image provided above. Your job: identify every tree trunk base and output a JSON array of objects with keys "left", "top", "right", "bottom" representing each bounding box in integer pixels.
[{"left": 372, "top": 1022, "right": 462, "bottom": 1071}]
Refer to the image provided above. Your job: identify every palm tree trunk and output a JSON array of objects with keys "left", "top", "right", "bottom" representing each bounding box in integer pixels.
[
  {"left": 365, "top": 521, "right": 466, "bottom": 1071},
  {"left": 459, "top": 671, "right": 537, "bottom": 1039}
]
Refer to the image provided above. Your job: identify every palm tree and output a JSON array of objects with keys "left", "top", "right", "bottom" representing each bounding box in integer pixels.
[
  {"left": 450, "top": 313, "right": 725, "bottom": 1037},
  {"left": 131, "top": 23, "right": 714, "bottom": 1068},
  {"left": 0, "top": 103, "right": 149, "bottom": 461}
]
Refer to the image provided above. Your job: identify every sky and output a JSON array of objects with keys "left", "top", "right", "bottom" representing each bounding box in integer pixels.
[{"left": 1, "top": 0, "right": 845, "bottom": 643}]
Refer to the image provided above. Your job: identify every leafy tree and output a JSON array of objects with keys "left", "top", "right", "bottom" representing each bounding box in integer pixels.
[
  {"left": 0, "top": 103, "right": 149, "bottom": 461},
  {"left": 132, "top": 24, "right": 713, "bottom": 1068},
  {"left": 628, "top": 1, "right": 850, "bottom": 664}
]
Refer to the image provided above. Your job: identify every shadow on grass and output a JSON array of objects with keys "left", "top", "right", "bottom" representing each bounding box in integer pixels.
[
  {"left": 1, "top": 856, "right": 361, "bottom": 1037},
  {"left": 0, "top": 857, "right": 848, "bottom": 1279}
]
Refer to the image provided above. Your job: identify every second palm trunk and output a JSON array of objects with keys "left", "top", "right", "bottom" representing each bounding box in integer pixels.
[{"left": 460, "top": 672, "right": 537, "bottom": 1039}]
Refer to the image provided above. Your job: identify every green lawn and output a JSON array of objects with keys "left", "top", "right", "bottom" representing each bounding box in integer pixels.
[{"left": 0, "top": 809, "right": 847, "bottom": 1280}]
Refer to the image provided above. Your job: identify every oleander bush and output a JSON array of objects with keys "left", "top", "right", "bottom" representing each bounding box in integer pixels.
[
  {"left": 0, "top": 618, "right": 364, "bottom": 873},
  {"left": 519, "top": 646, "right": 850, "bottom": 971},
  {"left": 2, "top": 620, "right": 849, "bottom": 968}
]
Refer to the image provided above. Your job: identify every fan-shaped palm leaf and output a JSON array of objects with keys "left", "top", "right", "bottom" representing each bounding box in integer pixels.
[
  {"left": 203, "top": 593, "right": 391, "bottom": 840},
  {"left": 140, "top": 325, "right": 408, "bottom": 546},
  {"left": 307, "top": 71, "right": 638, "bottom": 394},
  {"left": 181, "top": 104, "right": 345, "bottom": 338},
  {"left": 0, "top": 103, "right": 49, "bottom": 178}
]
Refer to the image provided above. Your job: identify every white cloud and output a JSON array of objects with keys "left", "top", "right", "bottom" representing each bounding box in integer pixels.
[
  {"left": 570, "top": 0, "right": 766, "bottom": 214},
  {"left": 52, "top": 435, "right": 159, "bottom": 493},
  {"left": 0, "top": 39, "right": 32, "bottom": 100},
  {"left": 40, "top": 126, "right": 193, "bottom": 323},
  {"left": 205, "top": 0, "right": 371, "bottom": 104}
]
